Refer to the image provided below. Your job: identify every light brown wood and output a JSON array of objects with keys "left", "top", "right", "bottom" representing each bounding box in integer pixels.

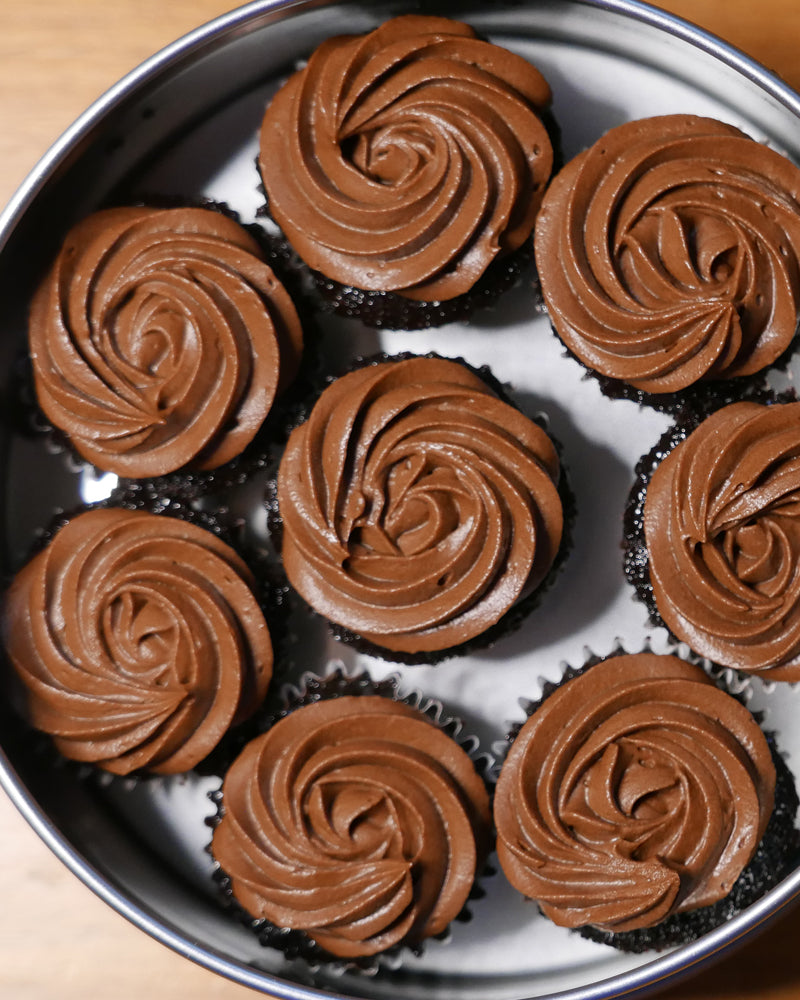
[{"left": 2, "top": 2, "right": 800, "bottom": 998}]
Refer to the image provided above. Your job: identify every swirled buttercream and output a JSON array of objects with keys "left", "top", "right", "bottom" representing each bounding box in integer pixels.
[
  {"left": 211, "top": 695, "right": 490, "bottom": 957},
  {"left": 276, "top": 357, "right": 563, "bottom": 654},
  {"left": 644, "top": 400, "right": 800, "bottom": 679},
  {"left": 494, "top": 654, "right": 775, "bottom": 932},
  {"left": 2, "top": 508, "right": 273, "bottom": 774},
  {"left": 259, "top": 15, "right": 553, "bottom": 300},
  {"left": 29, "top": 206, "right": 303, "bottom": 476},
  {"left": 535, "top": 115, "right": 800, "bottom": 393}
]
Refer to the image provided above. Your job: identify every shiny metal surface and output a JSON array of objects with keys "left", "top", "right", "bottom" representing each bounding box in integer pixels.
[{"left": 2, "top": 2, "right": 800, "bottom": 999}]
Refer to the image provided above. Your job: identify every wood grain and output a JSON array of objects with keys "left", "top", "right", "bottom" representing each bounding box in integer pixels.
[{"left": 2, "top": 2, "right": 800, "bottom": 998}]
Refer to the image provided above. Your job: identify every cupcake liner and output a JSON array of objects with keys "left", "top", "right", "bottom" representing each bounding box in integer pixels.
[
  {"left": 2, "top": 494, "right": 289, "bottom": 780},
  {"left": 207, "top": 660, "right": 495, "bottom": 976},
  {"left": 547, "top": 328, "right": 786, "bottom": 414},
  {"left": 492, "top": 640, "right": 800, "bottom": 954},
  {"left": 622, "top": 386, "right": 799, "bottom": 650},
  {"left": 308, "top": 238, "right": 538, "bottom": 331},
  {"left": 266, "top": 350, "right": 575, "bottom": 665}
]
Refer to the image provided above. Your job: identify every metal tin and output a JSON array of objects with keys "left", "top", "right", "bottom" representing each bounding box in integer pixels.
[{"left": 2, "top": 2, "right": 800, "bottom": 999}]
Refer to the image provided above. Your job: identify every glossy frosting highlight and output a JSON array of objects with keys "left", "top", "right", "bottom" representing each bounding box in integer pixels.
[
  {"left": 276, "top": 357, "right": 563, "bottom": 654},
  {"left": 3, "top": 508, "right": 273, "bottom": 774},
  {"left": 645, "top": 400, "right": 800, "bottom": 679},
  {"left": 259, "top": 15, "right": 553, "bottom": 300},
  {"left": 29, "top": 206, "right": 303, "bottom": 476},
  {"left": 535, "top": 115, "right": 800, "bottom": 393},
  {"left": 494, "top": 654, "right": 775, "bottom": 932},
  {"left": 212, "top": 695, "right": 491, "bottom": 958}
]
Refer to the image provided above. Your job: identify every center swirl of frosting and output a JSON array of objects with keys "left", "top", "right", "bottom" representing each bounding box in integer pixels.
[
  {"left": 535, "top": 115, "right": 800, "bottom": 392},
  {"left": 644, "top": 400, "right": 800, "bottom": 679},
  {"left": 277, "top": 357, "right": 563, "bottom": 654},
  {"left": 494, "top": 654, "right": 775, "bottom": 932},
  {"left": 29, "top": 206, "right": 303, "bottom": 476},
  {"left": 211, "top": 696, "right": 491, "bottom": 957},
  {"left": 3, "top": 507, "right": 273, "bottom": 774},
  {"left": 259, "top": 14, "right": 553, "bottom": 300}
]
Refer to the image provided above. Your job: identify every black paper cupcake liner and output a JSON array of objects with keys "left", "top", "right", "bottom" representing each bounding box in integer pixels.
[
  {"left": 308, "top": 239, "right": 538, "bottom": 331},
  {"left": 544, "top": 323, "right": 800, "bottom": 415}
]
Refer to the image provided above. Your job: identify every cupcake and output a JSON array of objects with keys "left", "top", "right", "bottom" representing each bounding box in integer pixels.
[
  {"left": 2, "top": 505, "right": 274, "bottom": 775},
  {"left": 631, "top": 398, "right": 800, "bottom": 681},
  {"left": 275, "top": 354, "right": 565, "bottom": 662},
  {"left": 258, "top": 14, "right": 555, "bottom": 329},
  {"left": 210, "top": 679, "right": 492, "bottom": 961},
  {"left": 28, "top": 205, "right": 304, "bottom": 478},
  {"left": 493, "top": 651, "right": 797, "bottom": 951},
  {"left": 534, "top": 114, "right": 800, "bottom": 404}
]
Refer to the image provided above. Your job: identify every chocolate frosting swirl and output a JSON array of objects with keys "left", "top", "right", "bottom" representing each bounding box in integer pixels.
[
  {"left": 645, "top": 401, "right": 800, "bottom": 679},
  {"left": 259, "top": 15, "right": 553, "bottom": 300},
  {"left": 2, "top": 508, "right": 273, "bottom": 774},
  {"left": 535, "top": 115, "right": 800, "bottom": 392},
  {"left": 494, "top": 654, "right": 775, "bottom": 932},
  {"left": 29, "top": 206, "right": 303, "bottom": 476},
  {"left": 277, "top": 357, "right": 563, "bottom": 654},
  {"left": 211, "top": 695, "right": 491, "bottom": 957}
]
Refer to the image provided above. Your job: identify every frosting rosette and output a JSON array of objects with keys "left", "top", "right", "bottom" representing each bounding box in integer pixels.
[
  {"left": 535, "top": 115, "right": 800, "bottom": 393},
  {"left": 644, "top": 400, "right": 800, "bottom": 679},
  {"left": 211, "top": 695, "right": 491, "bottom": 958},
  {"left": 259, "top": 15, "right": 553, "bottom": 300},
  {"left": 494, "top": 653, "right": 775, "bottom": 932},
  {"left": 276, "top": 356, "right": 563, "bottom": 655},
  {"left": 29, "top": 206, "right": 303, "bottom": 476},
  {"left": 2, "top": 507, "right": 273, "bottom": 774}
]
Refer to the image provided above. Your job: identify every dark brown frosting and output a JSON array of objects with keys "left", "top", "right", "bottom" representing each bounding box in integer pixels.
[
  {"left": 277, "top": 357, "right": 563, "bottom": 653},
  {"left": 259, "top": 15, "right": 553, "bottom": 300},
  {"left": 645, "top": 401, "right": 800, "bottom": 679},
  {"left": 29, "top": 206, "right": 303, "bottom": 476},
  {"left": 2, "top": 508, "right": 273, "bottom": 774},
  {"left": 211, "top": 695, "right": 491, "bottom": 957},
  {"left": 494, "top": 654, "right": 775, "bottom": 932},
  {"left": 535, "top": 115, "right": 800, "bottom": 392}
]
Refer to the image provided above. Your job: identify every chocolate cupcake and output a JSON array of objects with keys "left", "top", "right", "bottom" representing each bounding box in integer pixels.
[
  {"left": 28, "top": 204, "right": 304, "bottom": 479},
  {"left": 258, "top": 14, "right": 555, "bottom": 329},
  {"left": 209, "top": 670, "right": 492, "bottom": 963},
  {"left": 274, "top": 354, "right": 565, "bottom": 662},
  {"left": 627, "top": 397, "right": 800, "bottom": 681},
  {"left": 2, "top": 505, "right": 274, "bottom": 775},
  {"left": 535, "top": 115, "right": 800, "bottom": 405},
  {"left": 493, "top": 650, "right": 798, "bottom": 952}
]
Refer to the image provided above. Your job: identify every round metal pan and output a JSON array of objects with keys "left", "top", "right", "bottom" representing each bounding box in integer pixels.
[{"left": 2, "top": 2, "right": 800, "bottom": 999}]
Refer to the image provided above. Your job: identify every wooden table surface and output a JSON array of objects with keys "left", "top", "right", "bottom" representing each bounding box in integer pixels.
[{"left": 3, "top": 1, "right": 800, "bottom": 998}]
